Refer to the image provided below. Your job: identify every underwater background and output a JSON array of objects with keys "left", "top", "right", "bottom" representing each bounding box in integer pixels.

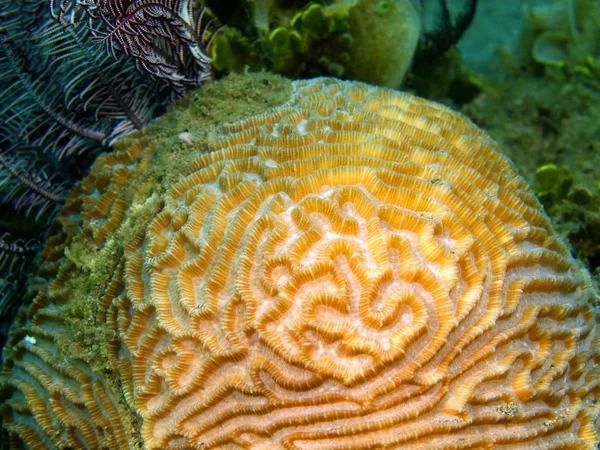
[{"left": 0, "top": 0, "right": 599, "bottom": 447}]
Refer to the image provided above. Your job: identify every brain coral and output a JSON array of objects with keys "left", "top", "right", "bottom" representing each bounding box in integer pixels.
[{"left": 1, "top": 74, "right": 599, "bottom": 449}]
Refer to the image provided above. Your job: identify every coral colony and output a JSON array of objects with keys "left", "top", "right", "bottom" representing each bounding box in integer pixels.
[{"left": 1, "top": 74, "right": 598, "bottom": 448}]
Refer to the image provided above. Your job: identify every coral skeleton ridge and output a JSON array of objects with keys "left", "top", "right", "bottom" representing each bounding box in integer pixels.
[{"left": 1, "top": 75, "right": 599, "bottom": 449}]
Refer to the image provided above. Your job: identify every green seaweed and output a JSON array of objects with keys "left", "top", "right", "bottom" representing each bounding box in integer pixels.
[
  {"left": 534, "top": 164, "right": 574, "bottom": 208},
  {"left": 206, "top": 0, "right": 421, "bottom": 87},
  {"left": 515, "top": 0, "right": 600, "bottom": 74}
]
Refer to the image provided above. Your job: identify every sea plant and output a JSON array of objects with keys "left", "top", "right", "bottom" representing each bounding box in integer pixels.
[
  {"left": 208, "top": 0, "right": 422, "bottom": 86},
  {"left": 0, "top": 0, "right": 220, "bottom": 350},
  {"left": 517, "top": 0, "right": 600, "bottom": 71},
  {"left": 208, "top": 0, "right": 478, "bottom": 89}
]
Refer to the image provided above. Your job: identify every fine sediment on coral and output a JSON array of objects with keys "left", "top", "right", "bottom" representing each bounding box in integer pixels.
[{"left": 1, "top": 73, "right": 599, "bottom": 449}]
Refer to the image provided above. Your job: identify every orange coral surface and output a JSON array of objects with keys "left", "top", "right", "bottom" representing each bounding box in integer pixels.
[{"left": 1, "top": 76, "right": 599, "bottom": 449}]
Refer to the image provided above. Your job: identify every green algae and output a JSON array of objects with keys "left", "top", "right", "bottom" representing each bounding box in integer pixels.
[
  {"left": 207, "top": 0, "right": 421, "bottom": 88},
  {"left": 534, "top": 164, "right": 575, "bottom": 208},
  {"left": 496, "top": 402, "right": 519, "bottom": 417},
  {"left": 513, "top": 0, "right": 600, "bottom": 73}
]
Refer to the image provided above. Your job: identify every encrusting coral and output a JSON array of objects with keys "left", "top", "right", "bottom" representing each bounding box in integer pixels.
[{"left": 1, "top": 73, "right": 599, "bottom": 449}]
